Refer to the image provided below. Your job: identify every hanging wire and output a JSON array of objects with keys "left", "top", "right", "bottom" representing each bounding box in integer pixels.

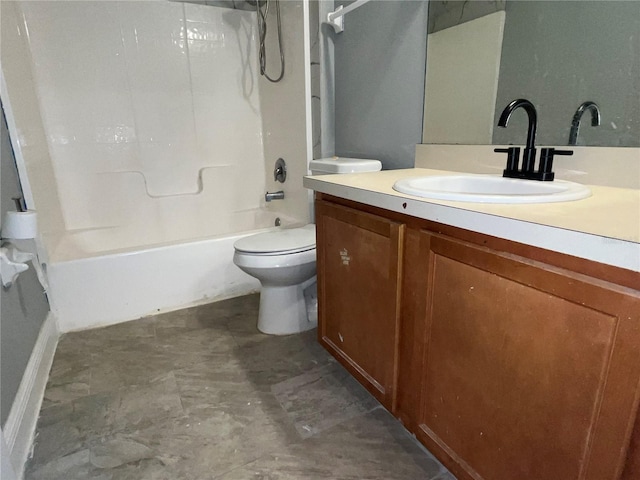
[{"left": 255, "top": 0, "right": 285, "bottom": 83}]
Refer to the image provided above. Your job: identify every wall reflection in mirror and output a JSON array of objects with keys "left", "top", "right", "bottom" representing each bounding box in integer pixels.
[
  {"left": 422, "top": 0, "right": 640, "bottom": 147},
  {"left": 171, "top": 0, "right": 256, "bottom": 11}
]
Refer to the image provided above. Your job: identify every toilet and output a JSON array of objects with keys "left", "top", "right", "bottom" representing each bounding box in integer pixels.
[{"left": 233, "top": 157, "right": 382, "bottom": 335}]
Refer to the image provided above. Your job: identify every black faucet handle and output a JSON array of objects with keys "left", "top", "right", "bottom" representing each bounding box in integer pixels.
[
  {"left": 537, "top": 148, "right": 574, "bottom": 181},
  {"left": 553, "top": 148, "right": 574, "bottom": 157},
  {"left": 495, "top": 147, "right": 521, "bottom": 178}
]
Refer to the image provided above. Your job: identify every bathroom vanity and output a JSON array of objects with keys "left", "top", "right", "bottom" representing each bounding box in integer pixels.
[{"left": 305, "top": 168, "right": 640, "bottom": 480}]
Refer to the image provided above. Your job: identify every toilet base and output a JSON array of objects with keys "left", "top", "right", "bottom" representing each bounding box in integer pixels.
[{"left": 257, "top": 284, "right": 317, "bottom": 335}]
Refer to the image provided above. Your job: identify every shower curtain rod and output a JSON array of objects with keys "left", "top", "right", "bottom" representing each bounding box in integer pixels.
[{"left": 326, "top": 0, "right": 372, "bottom": 33}]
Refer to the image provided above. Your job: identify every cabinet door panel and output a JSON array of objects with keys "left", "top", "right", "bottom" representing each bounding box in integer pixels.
[
  {"left": 316, "top": 200, "right": 404, "bottom": 409},
  {"left": 416, "top": 233, "right": 640, "bottom": 480}
]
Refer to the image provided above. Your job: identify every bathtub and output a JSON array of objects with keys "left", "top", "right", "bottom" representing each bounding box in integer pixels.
[{"left": 47, "top": 213, "right": 304, "bottom": 333}]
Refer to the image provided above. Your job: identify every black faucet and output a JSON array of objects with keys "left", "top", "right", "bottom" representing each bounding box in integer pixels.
[
  {"left": 497, "top": 99, "right": 538, "bottom": 173},
  {"left": 495, "top": 98, "right": 573, "bottom": 181},
  {"left": 569, "top": 101, "right": 600, "bottom": 145}
]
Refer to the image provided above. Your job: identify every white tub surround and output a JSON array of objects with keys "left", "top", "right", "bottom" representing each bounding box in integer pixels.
[
  {"left": 303, "top": 168, "right": 640, "bottom": 273},
  {"left": 5, "top": 2, "right": 271, "bottom": 252},
  {"left": 259, "top": 1, "right": 311, "bottom": 226}
]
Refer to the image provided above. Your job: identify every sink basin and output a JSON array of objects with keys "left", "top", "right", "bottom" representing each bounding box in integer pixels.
[{"left": 392, "top": 174, "right": 591, "bottom": 204}]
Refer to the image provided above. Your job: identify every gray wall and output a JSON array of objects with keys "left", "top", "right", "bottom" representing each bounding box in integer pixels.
[
  {"left": 1, "top": 105, "right": 50, "bottom": 426},
  {"left": 493, "top": 1, "right": 640, "bottom": 147},
  {"left": 334, "top": 0, "right": 428, "bottom": 170}
]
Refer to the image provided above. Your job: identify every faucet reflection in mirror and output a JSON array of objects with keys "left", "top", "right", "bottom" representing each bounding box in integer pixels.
[
  {"left": 495, "top": 99, "right": 573, "bottom": 181},
  {"left": 569, "top": 101, "right": 601, "bottom": 146}
]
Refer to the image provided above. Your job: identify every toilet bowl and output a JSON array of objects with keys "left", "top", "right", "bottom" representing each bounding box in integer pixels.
[
  {"left": 233, "top": 225, "right": 317, "bottom": 335},
  {"left": 233, "top": 157, "right": 382, "bottom": 335}
]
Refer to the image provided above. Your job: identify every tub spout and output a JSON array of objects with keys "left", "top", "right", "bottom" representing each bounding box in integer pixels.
[{"left": 265, "top": 191, "right": 285, "bottom": 202}]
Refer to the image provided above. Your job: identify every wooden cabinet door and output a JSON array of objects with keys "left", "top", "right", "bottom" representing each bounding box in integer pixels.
[
  {"left": 315, "top": 199, "right": 404, "bottom": 409},
  {"left": 415, "top": 232, "right": 640, "bottom": 480}
]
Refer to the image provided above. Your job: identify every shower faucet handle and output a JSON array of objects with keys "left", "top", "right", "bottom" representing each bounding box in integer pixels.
[{"left": 274, "top": 158, "right": 287, "bottom": 183}]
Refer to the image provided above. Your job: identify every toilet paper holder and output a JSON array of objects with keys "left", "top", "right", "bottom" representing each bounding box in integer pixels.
[
  {"left": 2, "top": 209, "right": 38, "bottom": 240},
  {"left": 0, "top": 246, "right": 33, "bottom": 288},
  {"left": 0, "top": 208, "right": 48, "bottom": 290},
  {"left": 13, "top": 196, "right": 25, "bottom": 212}
]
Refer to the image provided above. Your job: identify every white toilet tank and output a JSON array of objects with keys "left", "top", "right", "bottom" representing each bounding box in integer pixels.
[{"left": 309, "top": 156, "right": 382, "bottom": 175}]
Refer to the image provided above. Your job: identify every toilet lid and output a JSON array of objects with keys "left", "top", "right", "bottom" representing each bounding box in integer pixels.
[{"left": 234, "top": 225, "right": 316, "bottom": 254}]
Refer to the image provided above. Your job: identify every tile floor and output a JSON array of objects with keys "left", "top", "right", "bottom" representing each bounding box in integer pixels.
[{"left": 26, "top": 294, "right": 455, "bottom": 479}]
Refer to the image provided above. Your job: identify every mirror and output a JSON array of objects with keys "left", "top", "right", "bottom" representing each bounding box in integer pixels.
[{"left": 422, "top": 0, "right": 640, "bottom": 147}]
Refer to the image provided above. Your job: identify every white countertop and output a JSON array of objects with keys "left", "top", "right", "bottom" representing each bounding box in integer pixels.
[{"left": 304, "top": 168, "right": 640, "bottom": 273}]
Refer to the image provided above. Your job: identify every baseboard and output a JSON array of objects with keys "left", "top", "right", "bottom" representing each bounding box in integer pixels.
[{"left": 4, "top": 313, "right": 59, "bottom": 479}]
